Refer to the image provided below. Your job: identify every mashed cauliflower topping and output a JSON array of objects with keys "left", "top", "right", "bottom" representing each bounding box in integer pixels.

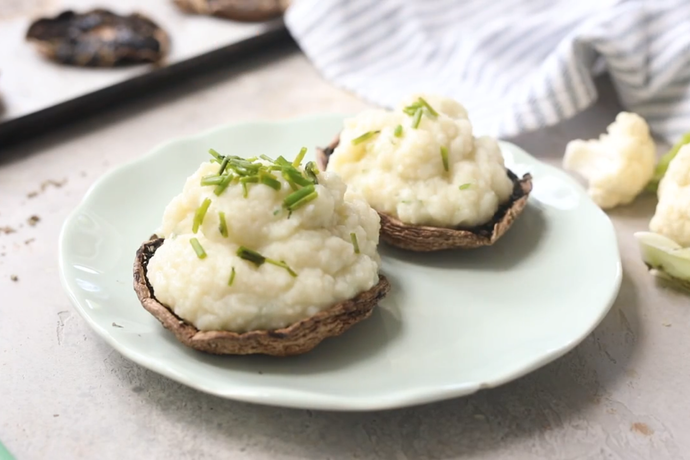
[
  {"left": 328, "top": 94, "right": 514, "bottom": 228},
  {"left": 147, "top": 157, "right": 381, "bottom": 333}
]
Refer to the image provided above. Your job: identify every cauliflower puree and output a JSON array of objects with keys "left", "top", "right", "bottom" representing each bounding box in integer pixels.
[
  {"left": 147, "top": 156, "right": 381, "bottom": 333},
  {"left": 328, "top": 94, "right": 514, "bottom": 228}
]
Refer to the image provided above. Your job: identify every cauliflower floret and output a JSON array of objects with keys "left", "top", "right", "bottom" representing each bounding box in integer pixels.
[
  {"left": 650, "top": 144, "right": 690, "bottom": 247},
  {"left": 563, "top": 112, "right": 656, "bottom": 209}
]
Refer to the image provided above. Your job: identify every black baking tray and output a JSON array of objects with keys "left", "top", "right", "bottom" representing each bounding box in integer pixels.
[{"left": 0, "top": 23, "right": 296, "bottom": 149}]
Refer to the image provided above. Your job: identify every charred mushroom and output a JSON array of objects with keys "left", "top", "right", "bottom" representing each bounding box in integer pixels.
[
  {"left": 26, "top": 9, "right": 170, "bottom": 67},
  {"left": 316, "top": 95, "right": 533, "bottom": 253},
  {"left": 134, "top": 149, "right": 390, "bottom": 356},
  {"left": 173, "top": 0, "right": 289, "bottom": 22},
  {"left": 135, "top": 235, "right": 390, "bottom": 356}
]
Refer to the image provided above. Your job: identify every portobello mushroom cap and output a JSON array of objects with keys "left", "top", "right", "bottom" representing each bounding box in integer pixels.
[
  {"left": 173, "top": 0, "right": 289, "bottom": 22},
  {"left": 26, "top": 9, "right": 170, "bottom": 67},
  {"left": 134, "top": 235, "right": 391, "bottom": 356},
  {"left": 316, "top": 135, "right": 533, "bottom": 252}
]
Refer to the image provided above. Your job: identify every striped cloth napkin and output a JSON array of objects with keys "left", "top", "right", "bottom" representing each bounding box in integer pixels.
[{"left": 285, "top": 0, "right": 690, "bottom": 141}]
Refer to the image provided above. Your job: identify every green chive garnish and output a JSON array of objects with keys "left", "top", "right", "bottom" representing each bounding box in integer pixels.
[
  {"left": 228, "top": 267, "right": 236, "bottom": 286},
  {"left": 350, "top": 232, "right": 360, "bottom": 254},
  {"left": 213, "top": 174, "right": 234, "bottom": 196},
  {"left": 190, "top": 238, "right": 206, "bottom": 259},
  {"left": 237, "top": 246, "right": 297, "bottom": 276},
  {"left": 394, "top": 124, "right": 403, "bottom": 137},
  {"left": 193, "top": 198, "right": 212, "bottom": 233},
  {"left": 208, "top": 148, "right": 223, "bottom": 161},
  {"left": 201, "top": 175, "right": 224, "bottom": 186},
  {"left": 292, "top": 147, "right": 308, "bottom": 167},
  {"left": 403, "top": 102, "right": 422, "bottom": 116},
  {"left": 242, "top": 182, "right": 249, "bottom": 198},
  {"left": 417, "top": 97, "right": 438, "bottom": 117},
  {"left": 291, "top": 191, "right": 318, "bottom": 210},
  {"left": 218, "top": 211, "right": 228, "bottom": 237},
  {"left": 282, "top": 167, "right": 312, "bottom": 188},
  {"left": 304, "top": 161, "right": 320, "bottom": 184},
  {"left": 273, "top": 209, "right": 280, "bottom": 216},
  {"left": 458, "top": 183, "right": 472, "bottom": 190},
  {"left": 284, "top": 185, "right": 317, "bottom": 211},
  {"left": 412, "top": 108, "right": 423, "bottom": 129},
  {"left": 266, "top": 259, "right": 297, "bottom": 277},
  {"left": 218, "top": 157, "right": 230, "bottom": 175},
  {"left": 237, "top": 246, "right": 265, "bottom": 265},
  {"left": 351, "top": 130, "right": 381, "bottom": 145},
  {"left": 260, "top": 173, "right": 281, "bottom": 191},
  {"left": 440, "top": 146, "right": 449, "bottom": 172}
]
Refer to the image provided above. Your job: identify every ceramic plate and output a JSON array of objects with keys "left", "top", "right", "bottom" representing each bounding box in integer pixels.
[{"left": 59, "top": 115, "right": 622, "bottom": 411}]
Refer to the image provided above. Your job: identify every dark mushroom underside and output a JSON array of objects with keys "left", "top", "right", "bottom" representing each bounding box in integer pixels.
[
  {"left": 26, "top": 9, "right": 169, "bottom": 67},
  {"left": 316, "top": 135, "right": 533, "bottom": 252},
  {"left": 173, "top": 0, "right": 288, "bottom": 22},
  {"left": 134, "top": 235, "right": 391, "bottom": 356}
]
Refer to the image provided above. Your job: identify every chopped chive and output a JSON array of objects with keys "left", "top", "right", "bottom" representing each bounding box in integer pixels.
[
  {"left": 304, "top": 161, "right": 319, "bottom": 184},
  {"left": 402, "top": 102, "right": 422, "bottom": 115},
  {"left": 240, "top": 176, "right": 259, "bottom": 184},
  {"left": 289, "top": 191, "right": 318, "bottom": 211},
  {"left": 351, "top": 130, "right": 381, "bottom": 145},
  {"left": 213, "top": 174, "right": 234, "bottom": 196},
  {"left": 284, "top": 185, "right": 316, "bottom": 209},
  {"left": 412, "top": 108, "right": 423, "bottom": 129},
  {"left": 242, "top": 181, "right": 249, "bottom": 198},
  {"left": 394, "top": 124, "right": 403, "bottom": 137},
  {"left": 266, "top": 259, "right": 298, "bottom": 277},
  {"left": 273, "top": 209, "right": 280, "bottom": 216},
  {"left": 440, "top": 146, "right": 449, "bottom": 172},
  {"left": 237, "top": 246, "right": 265, "bottom": 266},
  {"left": 417, "top": 97, "right": 438, "bottom": 117},
  {"left": 246, "top": 156, "right": 257, "bottom": 162},
  {"left": 350, "top": 232, "right": 360, "bottom": 254},
  {"left": 190, "top": 238, "right": 206, "bottom": 259},
  {"left": 218, "top": 157, "right": 230, "bottom": 175},
  {"left": 228, "top": 267, "right": 236, "bottom": 286},
  {"left": 292, "top": 147, "right": 308, "bottom": 167},
  {"left": 260, "top": 174, "right": 281, "bottom": 191},
  {"left": 193, "top": 198, "right": 212, "bottom": 233},
  {"left": 201, "top": 175, "right": 224, "bottom": 186},
  {"left": 274, "top": 156, "right": 291, "bottom": 167},
  {"left": 218, "top": 211, "right": 228, "bottom": 237},
  {"left": 282, "top": 167, "right": 312, "bottom": 187},
  {"left": 458, "top": 183, "right": 472, "bottom": 190},
  {"left": 209, "top": 148, "right": 223, "bottom": 161},
  {"left": 260, "top": 154, "right": 274, "bottom": 162}
]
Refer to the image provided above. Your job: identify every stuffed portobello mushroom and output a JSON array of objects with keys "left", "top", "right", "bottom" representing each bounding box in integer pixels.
[
  {"left": 317, "top": 94, "right": 532, "bottom": 252},
  {"left": 134, "top": 148, "right": 390, "bottom": 356}
]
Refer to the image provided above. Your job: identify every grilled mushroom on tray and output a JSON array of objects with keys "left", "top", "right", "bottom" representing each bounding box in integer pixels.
[
  {"left": 26, "top": 10, "right": 170, "bottom": 67},
  {"left": 174, "top": 0, "right": 289, "bottom": 22}
]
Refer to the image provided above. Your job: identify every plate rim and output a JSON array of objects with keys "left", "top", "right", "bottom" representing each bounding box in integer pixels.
[{"left": 58, "top": 114, "right": 622, "bottom": 411}]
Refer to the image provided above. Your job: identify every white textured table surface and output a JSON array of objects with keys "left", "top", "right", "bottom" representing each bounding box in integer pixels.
[{"left": 1, "top": 50, "right": 689, "bottom": 460}]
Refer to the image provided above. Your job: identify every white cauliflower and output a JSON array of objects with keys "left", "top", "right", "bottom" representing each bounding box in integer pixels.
[
  {"left": 650, "top": 144, "right": 690, "bottom": 247},
  {"left": 563, "top": 112, "right": 656, "bottom": 209}
]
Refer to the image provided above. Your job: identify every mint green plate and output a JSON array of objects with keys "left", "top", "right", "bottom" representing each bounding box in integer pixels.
[{"left": 58, "top": 115, "right": 621, "bottom": 411}]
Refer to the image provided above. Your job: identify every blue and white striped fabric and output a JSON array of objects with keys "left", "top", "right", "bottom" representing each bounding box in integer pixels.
[{"left": 285, "top": 0, "right": 690, "bottom": 141}]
